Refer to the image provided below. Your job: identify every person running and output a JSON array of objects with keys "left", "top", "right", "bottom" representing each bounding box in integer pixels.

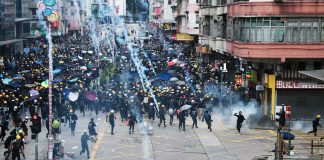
[
  {"left": 80, "top": 130, "right": 90, "bottom": 159},
  {"left": 234, "top": 111, "right": 245, "bottom": 135},
  {"left": 202, "top": 110, "right": 213, "bottom": 132},
  {"left": 308, "top": 115, "right": 321, "bottom": 136},
  {"left": 88, "top": 118, "right": 97, "bottom": 139},
  {"left": 106, "top": 110, "right": 116, "bottom": 135}
]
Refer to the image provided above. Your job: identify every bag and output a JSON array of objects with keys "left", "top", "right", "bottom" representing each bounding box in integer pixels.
[
  {"left": 168, "top": 108, "right": 174, "bottom": 115},
  {"left": 282, "top": 132, "right": 295, "bottom": 140},
  {"left": 52, "top": 120, "right": 60, "bottom": 129},
  {"left": 125, "top": 119, "right": 130, "bottom": 126}
]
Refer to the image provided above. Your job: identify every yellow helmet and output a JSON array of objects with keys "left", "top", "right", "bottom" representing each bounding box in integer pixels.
[
  {"left": 316, "top": 115, "right": 321, "bottom": 118},
  {"left": 16, "top": 135, "right": 21, "bottom": 140},
  {"left": 18, "top": 130, "right": 24, "bottom": 134}
]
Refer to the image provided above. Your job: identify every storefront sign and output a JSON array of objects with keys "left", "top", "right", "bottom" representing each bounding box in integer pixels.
[
  {"left": 256, "top": 85, "right": 264, "bottom": 91},
  {"left": 276, "top": 81, "right": 324, "bottom": 89}
]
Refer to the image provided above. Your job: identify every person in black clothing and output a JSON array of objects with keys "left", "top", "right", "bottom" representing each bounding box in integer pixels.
[
  {"left": 80, "top": 131, "right": 90, "bottom": 159},
  {"left": 158, "top": 106, "right": 166, "bottom": 127},
  {"left": 234, "top": 111, "right": 245, "bottom": 135},
  {"left": 128, "top": 113, "right": 137, "bottom": 134},
  {"left": 190, "top": 110, "right": 198, "bottom": 128},
  {"left": 178, "top": 110, "right": 187, "bottom": 131},
  {"left": 202, "top": 110, "right": 213, "bottom": 132},
  {"left": 106, "top": 110, "right": 116, "bottom": 135},
  {"left": 148, "top": 103, "right": 155, "bottom": 120},
  {"left": 276, "top": 107, "right": 286, "bottom": 131},
  {"left": 70, "top": 112, "right": 78, "bottom": 136},
  {"left": 308, "top": 115, "right": 321, "bottom": 136},
  {"left": 1, "top": 118, "right": 9, "bottom": 141},
  {"left": 11, "top": 135, "right": 23, "bottom": 160},
  {"left": 4, "top": 135, "right": 13, "bottom": 160},
  {"left": 88, "top": 118, "right": 97, "bottom": 139}
]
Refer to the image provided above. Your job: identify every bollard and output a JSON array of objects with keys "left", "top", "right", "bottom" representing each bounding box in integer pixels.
[{"left": 311, "top": 140, "right": 313, "bottom": 155}]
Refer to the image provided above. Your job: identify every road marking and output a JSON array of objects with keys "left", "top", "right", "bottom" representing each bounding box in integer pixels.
[{"left": 90, "top": 122, "right": 107, "bottom": 160}]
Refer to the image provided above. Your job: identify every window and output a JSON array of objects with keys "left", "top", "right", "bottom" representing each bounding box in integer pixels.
[
  {"left": 233, "top": 17, "right": 323, "bottom": 43},
  {"left": 169, "top": 0, "right": 172, "bottom": 5}
]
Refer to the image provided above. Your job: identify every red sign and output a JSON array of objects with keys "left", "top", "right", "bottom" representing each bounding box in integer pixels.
[
  {"left": 276, "top": 81, "right": 324, "bottom": 89},
  {"left": 285, "top": 106, "right": 291, "bottom": 119}
]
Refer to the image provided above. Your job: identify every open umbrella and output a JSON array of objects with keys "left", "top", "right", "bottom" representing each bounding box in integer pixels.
[
  {"left": 25, "top": 84, "right": 37, "bottom": 88},
  {"left": 169, "top": 77, "right": 178, "bottom": 82},
  {"left": 167, "top": 61, "right": 176, "bottom": 67},
  {"left": 29, "top": 89, "right": 39, "bottom": 97},
  {"left": 157, "top": 73, "right": 172, "bottom": 81},
  {"left": 78, "top": 55, "right": 83, "bottom": 60},
  {"left": 180, "top": 105, "right": 192, "bottom": 110},
  {"left": 80, "top": 66, "right": 87, "bottom": 71},
  {"left": 85, "top": 91, "right": 97, "bottom": 101},
  {"left": 35, "top": 60, "right": 43, "bottom": 65},
  {"left": 69, "top": 92, "right": 79, "bottom": 102},
  {"left": 175, "top": 81, "right": 186, "bottom": 85},
  {"left": 167, "top": 70, "right": 176, "bottom": 74},
  {"left": 53, "top": 69, "right": 61, "bottom": 74},
  {"left": 13, "top": 74, "right": 25, "bottom": 80},
  {"left": 3, "top": 78, "right": 12, "bottom": 84},
  {"left": 69, "top": 78, "right": 79, "bottom": 83},
  {"left": 41, "top": 80, "right": 49, "bottom": 88}
]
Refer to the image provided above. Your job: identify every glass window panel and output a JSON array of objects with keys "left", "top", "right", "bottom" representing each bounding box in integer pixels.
[
  {"left": 245, "top": 27, "right": 250, "bottom": 42},
  {"left": 321, "top": 27, "right": 324, "bottom": 41},
  {"left": 244, "top": 18, "right": 250, "bottom": 26},
  {"left": 271, "top": 21, "right": 284, "bottom": 26},
  {"left": 271, "top": 28, "right": 277, "bottom": 42},
  {"left": 263, "top": 21, "right": 270, "bottom": 26},
  {"left": 313, "top": 22, "right": 319, "bottom": 27},
  {"left": 263, "top": 27, "right": 270, "bottom": 42},
  {"left": 251, "top": 27, "right": 256, "bottom": 42},
  {"left": 286, "top": 28, "right": 292, "bottom": 42},
  {"left": 301, "top": 21, "right": 312, "bottom": 27},
  {"left": 278, "top": 28, "right": 284, "bottom": 42},
  {"left": 257, "top": 20, "right": 263, "bottom": 26},
  {"left": 292, "top": 27, "right": 299, "bottom": 42},
  {"left": 300, "top": 27, "right": 306, "bottom": 42},
  {"left": 257, "top": 27, "right": 262, "bottom": 42},
  {"left": 251, "top": 18, "right": 257, "bottom": 27},
  {"left": 313, "top": 29, "right": 319, "bottom": 42},
  {"left": 287, "top": 21, "right": 298, "bottom": 27}
]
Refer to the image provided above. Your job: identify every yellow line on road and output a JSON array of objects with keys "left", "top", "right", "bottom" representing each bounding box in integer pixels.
[{"left": 90, "top": 123, "right": 107, "bottom": 160}]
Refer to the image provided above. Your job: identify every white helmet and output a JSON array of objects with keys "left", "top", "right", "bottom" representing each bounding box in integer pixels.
[{"left": 110, "top": 110, "right": 115, "bottom": 113}]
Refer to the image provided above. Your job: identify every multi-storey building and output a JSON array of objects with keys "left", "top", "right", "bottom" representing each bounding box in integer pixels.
[
  {"left": 196, "top": 0, "right": 324, "bottom": 119},
  {"left": 174, "top": 0, "right": 199, "bottom": 41}
]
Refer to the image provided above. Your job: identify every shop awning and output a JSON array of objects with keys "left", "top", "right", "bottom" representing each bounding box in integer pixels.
[
  {"left": 299, "top": 70, "right": 324, "bottom": 82},
  {"left": 176, "top": 33, "right": 194, "bottom": 41},
  {"left": 0, "top": 39, "right": 26, "bottom": 46}
]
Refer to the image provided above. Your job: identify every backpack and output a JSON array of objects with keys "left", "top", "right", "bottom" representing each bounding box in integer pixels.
[
  {"left": 52, "top": 120, "right": 60, "bottom": 129},
  {"left": 168, "top": 108, "right": 174, "bottom": 115}
]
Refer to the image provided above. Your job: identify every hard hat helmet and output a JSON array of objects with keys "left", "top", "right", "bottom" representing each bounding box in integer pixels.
[
  {"left": 316, "top": 115, "right": 321, "bottom": 118},
  {"left": 18, "top": 130, "right": 24, "bottom": 134},
  {"left": 16, "top": 135, "right": 21, "bottom": 140},
  {"left": 110, "top": 110, "right": 115, "bottom": 113}
]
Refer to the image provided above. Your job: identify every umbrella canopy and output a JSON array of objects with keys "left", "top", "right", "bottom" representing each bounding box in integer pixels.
[
  {"left": 169, "top": 77, "right": 178, "bottom": 82},
  {"left": 69, "top": 78, "right": 79, "bottom": 83},
  {"left": 53, "top": 69, "right": 61, "bottom": 74},
  {"left": 53, "top": 77, "right": 64, "bottom": 83},
  {"left": 24, "top": 84, "right": 37, "bottom": 88},
  {"left": 167, "top": 70, "right": 176, "bottom": 74},
  {"left": 69, "top": 92, "right": 79, "bottom": 102},
  {"left": 180, "top": 105, "right": 192, "bottom": 110},
  {"left": 80, "top": 66, "right": 87, "bottom": 71},
  {"left": 3, "top": 78, "right": 12, "bottom": 84},
  {"left": 29, "top": 89, "right": 39, "bottom": 97},
  {"left": 35, "top": 60, "right": 43, "bottom": 65},
  {"left": 41, "top": 80, "right": 49, "bottom": 88},
  {"left": 157, "top": 73, "right": 172, "bottom": 81},
  {"left": 167, "top": 61, "right": 176, "bottom": 67},
  {"left": 85, "top": 91, "right": 97, "bottom": 101},
  {"left": 175, "top": 81, "right": 186, "bottom": 85}
]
